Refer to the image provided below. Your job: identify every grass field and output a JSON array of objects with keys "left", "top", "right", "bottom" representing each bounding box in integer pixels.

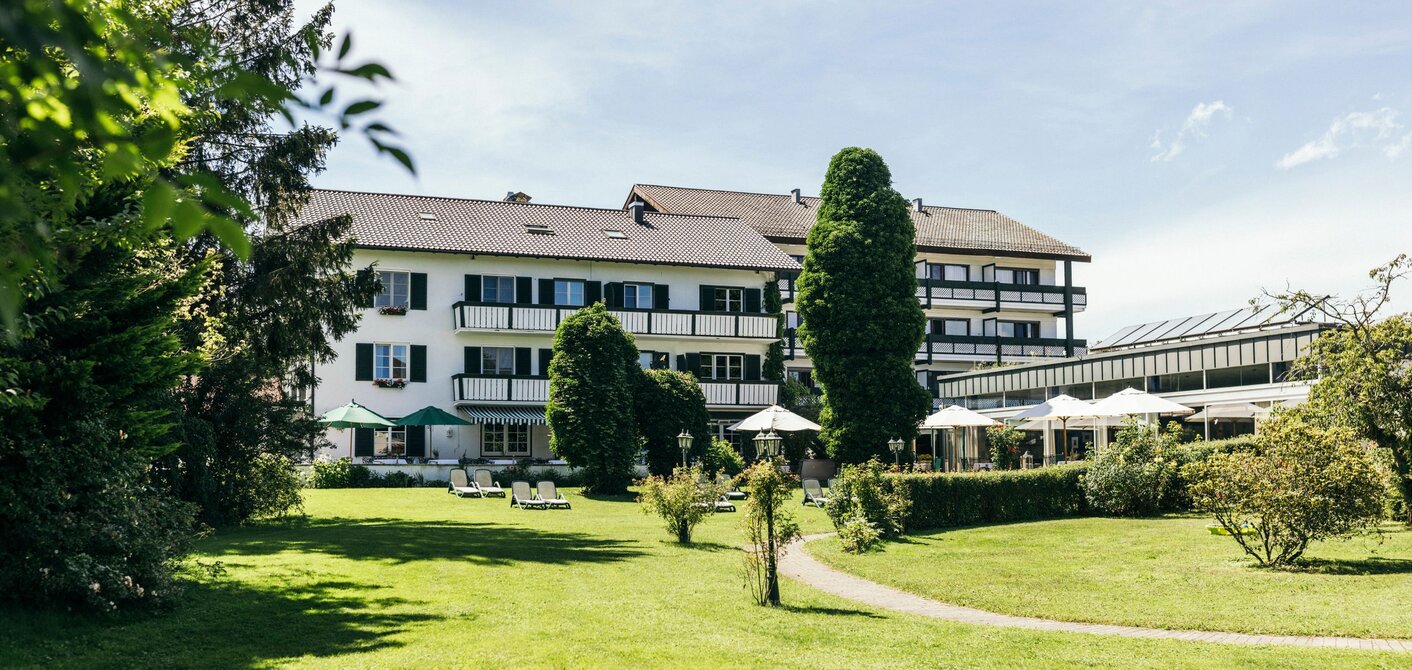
[
  {"left": 0, "top": 490, "right": 1404, "bottom": 669},
  {"left": 809, "top": 515, "right": 1412, "bottom": 639}
]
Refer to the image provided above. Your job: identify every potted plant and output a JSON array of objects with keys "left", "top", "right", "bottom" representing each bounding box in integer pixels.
[
  {"left": 378, "top": 305, "right": 408, "bottom": 316},
  {"left": 373, "top": 378, "right": 408, "bottom": 389}
]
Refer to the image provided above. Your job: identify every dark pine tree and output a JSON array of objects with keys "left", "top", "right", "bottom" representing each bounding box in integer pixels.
[{"left": 795, "top": 148, "right": 931, "bottom": 463}]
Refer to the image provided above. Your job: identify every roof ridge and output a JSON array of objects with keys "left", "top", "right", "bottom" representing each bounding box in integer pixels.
[
  {"left": 633, "top": 183, "right": 1000, "bottom": 213},
  {"left": 311, "top": 187, "right": 743, "bottom": 221}
]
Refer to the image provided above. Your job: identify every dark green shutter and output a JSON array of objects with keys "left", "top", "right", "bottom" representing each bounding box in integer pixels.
[
  {"left": 653, "top": 284, "right": 669, "bottom": 310},
  {"left": 514, "top": 347, "right": 531, "bottom": 375},
  {"left": 699, "top": 285, "right": 714, "bottom": 312},
  {"left": 464, "top": 274, "right": 482, "bottom": 302},
  {"left": 538, "top": 279, "right": 554, "bottom": 305},
  {"left": 410, "top": 273, "right": 427, "bottom": 310},
  {"left": 744, "top": 354, "right": 761, "bottom": 381},
  {"left": 586, "top": 281, "right": 602, "bottom": 306},
  {"left": 605, "top": 282, "right": 623, "bottom": 309},
  {"left": 356, "top": 269, "right": 375, "bottom": 308},
  {"left": 355, "top": 343, "right": 373, "bottom": 381},
  {"left": 410, "top": 345, "right": 427, "bottom": 382},
  {"left": 538, "top": 348, "right": 553, "bottom": 377},
  {"left": 744, "top": 288, "right": 762, "bottom": 313},
  {"left": 515, "top": 276, "right": 532, "bottom": 304},
  {"left": 464, "top": 346, "right": 481, "bottom": 374},
  {"left": 354, "top": 428, "right": 374, "bottom": 457},
  {"left": 405, "top": 426, "right": 426, "bottom": 457},
  {"left": 684, "top": 352, "right": 701, "bottom": 377}
]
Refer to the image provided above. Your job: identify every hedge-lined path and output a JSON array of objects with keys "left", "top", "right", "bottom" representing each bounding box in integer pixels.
[{"left": 781, "top": 534, "right": 1412, "bottom": 653}]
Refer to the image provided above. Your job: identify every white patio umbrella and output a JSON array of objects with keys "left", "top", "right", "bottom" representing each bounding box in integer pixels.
[
  {"left": 921, "top": 405, "right": 1002, "bottom": 429},
  {"left": 1184, "top": 403, "right": 1270, "bottom": 422},
  {"left": 1010, "top": 395, "right": 1119, "bottom": 460},
  {"left": 1091, "top": 387, "right": 1195, "bottom": 417},
  {"left": 726, "top": 405, "right": 821, "bottom": 432}
]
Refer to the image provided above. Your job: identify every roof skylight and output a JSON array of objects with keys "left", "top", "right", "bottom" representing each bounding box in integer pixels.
[
  {"left": 418, "top": 212, "right": 438, "bottom": 220},
  {"left": 603, "top": 229, "right": 628, "bottom": 239}
]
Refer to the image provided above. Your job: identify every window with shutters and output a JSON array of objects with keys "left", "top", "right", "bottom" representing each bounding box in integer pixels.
[
  {"left": 638, "top": 351, "right": 654, "bottom": 369},
  {"left": 374, "top": 343, "right": 409, "bottom": 379},
  {"left": 712, "top": 287, "right": 744, "bottom": 312},
  {"left": 623, "top": 283, "right": 653, "bottom": 309},
  {"left": 374, "top": 270, "right": 410, "bottom": 308},
  {"left": 483, "top": 423, "right": 529, "bottom": 455},
  {"left": 374, "top": 426, "right": 407, "bottom": 457},
  {"left": 997, "top": 321, "right": 1041, "bottom": 339},
  {"left": 925, "top": 263, "right": 969, "bottom": 281},
  {"left": 481, "top": 347, "right": 514, "bottom": 376},
  {"left": 700, "top": 353, "right": 744, "bottom": 381},
  {"left": 554, "top": 279, "right": 585, "bottom": 306},
  {"left": 482, "top": 276, "right": 515, "bottom": 304},
  {"left": 996, "top": 267, "right": 1040, "bottom": 285}
]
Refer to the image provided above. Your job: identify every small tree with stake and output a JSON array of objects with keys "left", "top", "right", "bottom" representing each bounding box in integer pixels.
[{"left": 741, "top": 433, "right": 800, "bottom": 607}]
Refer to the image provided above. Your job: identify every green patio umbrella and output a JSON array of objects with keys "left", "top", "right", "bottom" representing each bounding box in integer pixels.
[
  {"left": 319, "top": 401, "right": 393, "bottom": 459},
  {"left": 394, "top": 405, "right": 471, "bottom": 458}
]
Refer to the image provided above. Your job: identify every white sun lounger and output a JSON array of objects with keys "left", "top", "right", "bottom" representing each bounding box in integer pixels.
[
  {"left": 448, "top": 469, "right": 481, "bottom": 498},
  {"left": 511, "top": 481, "right": 547, "bottom": 509},
  {"left": 536, "top": 481, "right": 571, "bottom": 509},
  {"left": 474, "top": 469, "right": 505, "bottom": 497}
]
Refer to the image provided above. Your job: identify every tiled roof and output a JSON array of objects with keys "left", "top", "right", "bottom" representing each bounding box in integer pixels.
[
  {"left": 293, "top": 189, "right": 802, "bottom": 272},
  {"left": 628, "top": 184, "right": 1090, "bottom": 262}
]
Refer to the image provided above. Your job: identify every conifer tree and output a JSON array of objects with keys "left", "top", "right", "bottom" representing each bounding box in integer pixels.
[{"left": 795, "top": 148, "right": 930, "bottom": 463}]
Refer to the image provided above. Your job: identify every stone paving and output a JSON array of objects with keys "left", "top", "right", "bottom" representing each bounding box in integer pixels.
[{"left": 779, "top": 534, "right": 1412, "bottom": 653}]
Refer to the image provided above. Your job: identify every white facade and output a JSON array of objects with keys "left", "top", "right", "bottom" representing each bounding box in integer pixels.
[{"left": 313, "top": 248, "right": 781, "bottom": 463}]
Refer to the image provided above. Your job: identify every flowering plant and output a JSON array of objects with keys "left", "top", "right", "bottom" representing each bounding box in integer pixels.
[
  {"left": 378, "top": 305, "right": 408, "bottom": 315},
  {"left": 373, "top": 378, "right": 407, "bottom": 389}
]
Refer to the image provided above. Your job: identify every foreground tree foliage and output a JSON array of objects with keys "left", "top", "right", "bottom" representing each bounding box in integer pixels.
[
  {"left": 796, "top": 147, "right": 930, "bottom": 463},
  {"left": 633, "top": 369, "right": 711, "bottom": 477},
  {"left": 0, "top": 0, "right": 405, "bottom": 610},
  {"left": 1264, "top": 254, "right": 1412, "bottom": 523},
  {"left": 1186, "top": 410, "right": 1385, "bottom": 567},
  {"left": 637, "top": 466, "right": 728, "bottom": 543},
  {"left": 547, "top": 304, "right": 640, "bottom": 494},
  {"left": 740, "top": 461, "right": 800, "bottom": 606}
]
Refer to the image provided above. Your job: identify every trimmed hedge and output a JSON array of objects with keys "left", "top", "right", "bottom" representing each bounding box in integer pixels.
[{"left": 889, "top": 464, "right": 1088, "bottom": 530}]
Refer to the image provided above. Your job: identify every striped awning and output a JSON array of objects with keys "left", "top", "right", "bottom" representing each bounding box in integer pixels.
[{"left": 458, "top": 405, "right": 547, "bottom": 425}]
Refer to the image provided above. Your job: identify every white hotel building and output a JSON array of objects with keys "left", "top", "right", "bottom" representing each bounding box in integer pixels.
[{"left": 298, "top": 185, "right": 1094, "bottom": 468}]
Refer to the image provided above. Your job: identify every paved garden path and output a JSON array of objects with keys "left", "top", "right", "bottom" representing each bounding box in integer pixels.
[{"left": 780, "top": 534, "right": 1412, "bottom": 653}]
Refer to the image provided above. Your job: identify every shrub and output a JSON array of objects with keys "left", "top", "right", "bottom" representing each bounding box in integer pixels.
[
  {"left": 824, "top": 458, "right": 910, "bottom": 536},
  {"left": 1083, "top": 419, "right": 1179, "bottom": 517},
  {"left": 307, "top": 459, "right": 354, "bottom": 488},
  {"left": 986, "top": 424, "right": 1024, "bottom": 470},
  {"left": 638, "top": 466, "right": 727, "bottom": 543},
  {"left": 891, "top": 464, "right": 1087, "bottom": 530},
  {"left": 634, "top": 369, "right": 711, "bottom": 477},
  {"left": 1163, "top": 436, "right": 1257, "bottom": 510},
  {"left": 547, "top": 303, "right": 640, "bottom": 494},
  {"left": 702, "top": 438, "right": 745, "bottom": 477},
  {"left": 836, "top": 511, "right": 882, "bottom": 553},
  {"left": 1186, "top": 410, "right": 1386, "bottom": 567},
  {"left": 740, "top": 461, "right": 801, "bottom": 606}
]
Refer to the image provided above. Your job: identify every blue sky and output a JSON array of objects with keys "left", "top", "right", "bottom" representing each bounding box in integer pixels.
[{"left": 302, "top": 1, "right": 1412, "bottom": 340}]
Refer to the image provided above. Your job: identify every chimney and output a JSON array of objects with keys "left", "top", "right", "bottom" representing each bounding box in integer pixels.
[
  {"left": 629, "top": 200, "right": 645, "bottom": 225},
  {"left": 504, "top": 191, "right": 531, "bottom": 203},
  {"left": 912, "top": 197, "right": 923, "bottom": 212},
  {"left": 790, "top": 188, "right": 802, "bottom": 204}
]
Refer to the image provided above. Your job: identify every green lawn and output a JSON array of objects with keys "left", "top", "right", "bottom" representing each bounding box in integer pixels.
[
  {"left": 0, "top": 490, "right": 1403, "bottom": 669},
  {"left": 809, "top": 515, "right": 1412, "bottom": 639}
]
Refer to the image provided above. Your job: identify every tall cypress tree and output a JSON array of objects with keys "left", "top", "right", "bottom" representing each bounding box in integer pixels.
[
  {"left": 796, "top": 148, "right": 930, "bottom": 463},
  {"left": 546, "top": 304, "right": 641, "bottom": 494}
]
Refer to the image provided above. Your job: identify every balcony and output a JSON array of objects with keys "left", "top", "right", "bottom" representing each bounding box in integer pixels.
[
  {"left": 452, "top": 373, "right": 778, "bottom": 408},
  {"left": 777, "top": 276, "right": 1085, "bottom": 313},
  {"left": 779, "top": 329, "right": 1085, "bottom": 362},
  {"left": 916, "top": 279, "right": 1086, "bottom": 314},
  {"left": 453, "top": 302, "right": 778, "bottom": 340},
  {"left": 917, "top": 334, "right": 1086, "bottom": 361}
]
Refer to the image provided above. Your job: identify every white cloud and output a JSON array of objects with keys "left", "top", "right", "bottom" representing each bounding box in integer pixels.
[
  {"left": 1150, "top": 100, "right": 1233, "bottom": 162},
  {"left": 1276, "top": 107, "right": 1405, "bottom": 169}
]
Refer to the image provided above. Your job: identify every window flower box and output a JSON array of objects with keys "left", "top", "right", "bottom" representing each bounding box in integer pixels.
[
  {"left": 378, "top": 305, "right": 408, "bottom": 316},
  {"left": 373, "top": 378, "right": 408, "bottom": 389}
]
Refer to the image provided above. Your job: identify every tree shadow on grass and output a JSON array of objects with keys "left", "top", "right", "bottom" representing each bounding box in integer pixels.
[
  {"left": 1292, "top": 556, "right": 1412, "bottom": 575},
  {"left": 206, "top": 518, "right": 645, "bottom": 566},
  {"left": 0, "top": 579, "right": 439, "bottom": 669},
  {"left": 779, "top": 604, "right": 885, "bottom": 619}
]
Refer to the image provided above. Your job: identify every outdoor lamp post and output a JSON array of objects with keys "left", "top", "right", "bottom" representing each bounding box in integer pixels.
[
  {"left": 888, "top": 437, "right": 904, "bottom": 466},
  {"left": 676, "top": 429, "right": 694, "bottom": 468},
  {"left": 753, "top": 430, "right": 783, "bottom": 460}
]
